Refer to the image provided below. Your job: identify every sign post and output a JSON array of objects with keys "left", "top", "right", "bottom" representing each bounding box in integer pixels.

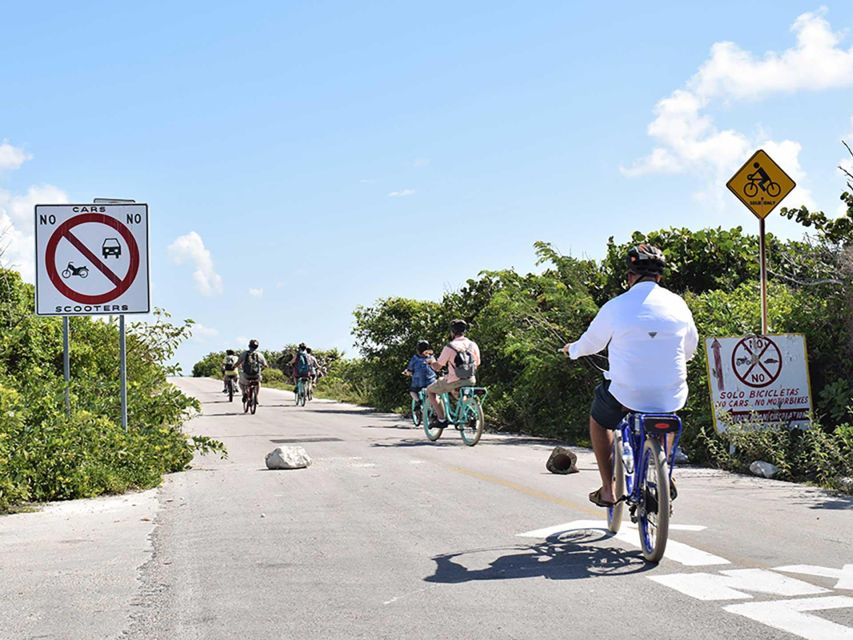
[
  {"left": 63, "top": 316, "right": 71, "bottom": 416},
  {"left": 34, "top": 202, "right": 149, "bottom": 431},
  {"left": 726, "top": 149, "right": 796, "bottom": 335}
]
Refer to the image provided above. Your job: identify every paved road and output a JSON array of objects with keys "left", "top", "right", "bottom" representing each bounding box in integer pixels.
[{"left": 3, "top": 376, "right": 853, "bottom": 639}]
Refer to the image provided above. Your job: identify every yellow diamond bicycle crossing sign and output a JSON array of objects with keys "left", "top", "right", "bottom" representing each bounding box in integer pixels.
[{"left": 726, "top": 149, "right": 796, "bottom": 219}]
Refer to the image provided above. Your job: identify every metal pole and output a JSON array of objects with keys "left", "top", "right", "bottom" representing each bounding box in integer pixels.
[
  {"left": 63, "top": 316, "right": 71, "bottom": 416},
  {"left": 759, "top": 218, "right": 768, "bottom": 335},
  {"left": 119, "top": 315, "right": 128, "bottom": 431}
]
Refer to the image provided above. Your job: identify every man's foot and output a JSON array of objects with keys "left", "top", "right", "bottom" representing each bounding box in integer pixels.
[
  {"left": 589, "top": 487, "right": 617, "bottom": 508},
  {"left": 670, "top": 478, "right": 678, "bottom": 501},
  {"left": 429, "top": 418, "right": 448, "bottom": 429}
]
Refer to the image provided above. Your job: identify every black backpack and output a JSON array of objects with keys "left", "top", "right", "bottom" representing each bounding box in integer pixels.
[{"left": 243, "top": 351, "right": 261, "bottom": 377}]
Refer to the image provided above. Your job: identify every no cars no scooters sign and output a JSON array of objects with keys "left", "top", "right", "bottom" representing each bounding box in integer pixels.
[{"left": 34, "top": 204, "right": 150, "bottom": 316}]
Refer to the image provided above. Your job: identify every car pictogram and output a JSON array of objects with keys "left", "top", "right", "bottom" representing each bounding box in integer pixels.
[{"left": 102, "top": 238, "right": 121, "bottom": 258}]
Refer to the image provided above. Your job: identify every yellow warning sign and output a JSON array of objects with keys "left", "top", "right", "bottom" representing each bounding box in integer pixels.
[{"left": 726, "top": 149, "right": 796, "bottom": 219}]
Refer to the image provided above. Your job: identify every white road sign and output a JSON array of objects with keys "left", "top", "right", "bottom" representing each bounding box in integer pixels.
[
  {"left": 704, "top": 334, "right": 813, "bottom": 431},
  {"left": 34, "top": 204, "right": 150, "bottom": 316}
]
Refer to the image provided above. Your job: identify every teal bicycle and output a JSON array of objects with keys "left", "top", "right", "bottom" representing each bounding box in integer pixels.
[
  {"left": 423, "top": 387, "right": 488, "bottom": 446},
  {"left": 410, "top": 388, "right": 428, "bottom": 427},
  {"left": 294, "top": 377, "right": 308, "bottom": 406}
]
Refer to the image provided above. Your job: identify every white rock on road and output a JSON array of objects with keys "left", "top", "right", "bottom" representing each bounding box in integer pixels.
[
  {"left": 266, "top": 446, "right": 312, "bottom": 470},
  {"left": 749, "top": 460, "right": 779, "bottom": 479}
]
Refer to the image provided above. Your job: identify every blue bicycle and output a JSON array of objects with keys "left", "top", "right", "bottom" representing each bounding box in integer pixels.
[{"left": 608, "top": 412, "right": 682, "bottom": 563}]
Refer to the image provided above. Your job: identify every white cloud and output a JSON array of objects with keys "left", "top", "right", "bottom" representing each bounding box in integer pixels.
[
  {"left": 0, "top": 142, "right": 31, "bottom": 171},
  {"left": 167, "top": 231, "right": 223, "bottom": 296},
  {"left": 0, "top": 184, "right": 69, "bottom": 281},
  {"left": 192, "top": 322, "right": 219, "bottom": 340},
  {"left": 248, "top": 287, "right": 263, "bottom": 297},
  {"left": 624, "top": 9, "right": 853, "bottom": 208},
  {"left": 388, "top": 189, "right": 416, "bottom": 198}
]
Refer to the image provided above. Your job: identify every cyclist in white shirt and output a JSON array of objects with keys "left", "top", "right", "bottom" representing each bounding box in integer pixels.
[{"left": 562, "top": 244, "right": 698, "bottom": 508}]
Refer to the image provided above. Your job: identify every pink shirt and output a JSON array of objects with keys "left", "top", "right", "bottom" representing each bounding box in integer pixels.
[{"left": 437, "top": 337, "right": 482, "bottom": 382}]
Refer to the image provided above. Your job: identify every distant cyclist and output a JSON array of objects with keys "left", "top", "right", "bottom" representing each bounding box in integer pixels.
[
  {"left": 236, "top": 339, "right": 268, "bottom": 402},
  {"left": 306, "top": 347, "right": 320, "bottom": 392},
  {"left": 562, "top": 244, "right": 698, "bottom": 508},
  {"left": 221, "top": 349, "right": 239, "bottom": 393},
  {"left": 427, "top": 320, "right": 481, "bottom": 428},
  {"left": 290, "top": 343, "right": 312, "bottom": 395},
  {"left": 402, "top": 339, "right": 437, "bottom": 406}
]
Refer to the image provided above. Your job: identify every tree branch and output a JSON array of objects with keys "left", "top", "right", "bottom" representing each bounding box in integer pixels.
[{"left": 768, "top": 268, "right": 843, "bottom": 287}]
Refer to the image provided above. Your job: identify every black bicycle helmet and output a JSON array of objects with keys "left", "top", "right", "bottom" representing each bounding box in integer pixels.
[
  {"left": 249, "top": 339, "right": 259, "bottom": 350},
  {"left": 626, "top": 243, "right": 666, "bottom": 276},
  {"left": 416, "top": 340, "right": 432, "bottom": 354},
  {"left": 298, "top": 342, "right": 306, "bottom": 350},
  {"left": 450, "top": 319, "right": 468, "bottom": 336},
  {"left": 226, "top": 349, "right": 235, "bottom": 356}
]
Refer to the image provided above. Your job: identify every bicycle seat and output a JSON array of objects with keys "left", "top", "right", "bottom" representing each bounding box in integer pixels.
[{"left": 461, "top": 386, "right": 487, "bottom": 397}]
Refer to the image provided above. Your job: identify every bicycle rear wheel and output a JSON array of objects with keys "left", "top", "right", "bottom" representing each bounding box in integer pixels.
[
  {"left": 638, "top": 438, "right": 670, "bottom": 563},
  {"left": 459, "top": 399, "right": 484, "bottom": 447},
  {"left": 607, "top": 432, "right": 626, "bottom": 533},
  {"left": 767, "top": 181, "right": 781, "bottom": 197},
  {"left": 228, "top": 380, "right": 234, "bottom": 403},
  {"left": 250, "top": 385, "right": 258, "bottom": 414}
]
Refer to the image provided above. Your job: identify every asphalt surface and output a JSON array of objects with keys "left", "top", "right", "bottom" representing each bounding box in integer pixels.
[{"left": 3, "top": 376, "right": 852, "bottom": 639}]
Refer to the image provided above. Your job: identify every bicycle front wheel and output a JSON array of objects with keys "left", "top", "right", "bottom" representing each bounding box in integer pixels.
[
  {"left": 411, "top": 397, "right": 423, "bottom": 427},
  {"left": 638, "top": 438, "right": 670, "bottom": 563},
  {"left": 422, "top": 399, "right": 444, "bottom": 442},
  {"left": 459, "top": 399, "right": 484, "bottom": 447},
  {"left": 607, "top": 432, "right": 626, "bottom": 533}
]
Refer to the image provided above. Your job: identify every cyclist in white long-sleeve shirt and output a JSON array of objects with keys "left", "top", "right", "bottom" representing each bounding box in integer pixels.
[{"left": 562, "top": 244, "right": 698, "bottom": 508}]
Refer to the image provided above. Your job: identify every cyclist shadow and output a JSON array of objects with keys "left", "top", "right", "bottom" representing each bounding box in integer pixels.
[{"left": 424, "top": 530, "right": 651, "bottom": 584}]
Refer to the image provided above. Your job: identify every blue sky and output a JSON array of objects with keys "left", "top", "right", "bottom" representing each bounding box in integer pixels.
[{"left": 2, "top": 1, "right": 853, "bottom": 370}]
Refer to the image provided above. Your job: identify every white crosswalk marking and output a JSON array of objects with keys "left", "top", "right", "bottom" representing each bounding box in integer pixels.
[
  {"left": 724, "top": 596, "right": 853, "bottom": 640},
  {"left": 516, "top": 519, "right": 729, "bottom": 566},
  {"left": 650, "top": 569, "right": 830, "bottom": 601},
  {"left": 776, "top": 564, "right": 853, "bottom": 590}
]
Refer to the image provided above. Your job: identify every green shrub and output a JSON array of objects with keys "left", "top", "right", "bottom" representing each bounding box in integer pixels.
[{"left": 0, "top": 269, "right": 225, "bottom": 512}]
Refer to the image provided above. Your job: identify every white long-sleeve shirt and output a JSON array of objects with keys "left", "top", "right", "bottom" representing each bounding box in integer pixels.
[{"left": 568, "top": 281, "right": 699, "bottom": 413}]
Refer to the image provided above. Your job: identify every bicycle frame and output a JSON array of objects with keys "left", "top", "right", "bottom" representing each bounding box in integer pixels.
[
  {"left": 617, "top": 412, "right": 682, "bottom": 510},
  {"left": 438, "top": 387, "right": 488, "bottom": 424}
]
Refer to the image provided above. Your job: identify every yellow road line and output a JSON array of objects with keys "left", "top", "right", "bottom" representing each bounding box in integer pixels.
[{"left": 443, "top": 463, "right": 603, "bottom": 518}]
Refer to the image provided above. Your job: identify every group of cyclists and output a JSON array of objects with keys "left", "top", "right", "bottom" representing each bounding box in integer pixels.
[
  {"left": 221, "top": 341, "right": 323, "bottom": 405},
  {"left": 219, "top": 244, "right": 698, "bottom": 512}
]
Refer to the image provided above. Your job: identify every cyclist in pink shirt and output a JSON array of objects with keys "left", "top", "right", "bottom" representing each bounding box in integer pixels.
[{"left": 427, "top": 319, "right": 481, "bottom": 427}]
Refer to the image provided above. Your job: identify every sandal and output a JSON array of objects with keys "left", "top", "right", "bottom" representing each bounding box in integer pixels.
[{"left": 588, "top": 488, "right": 616, "bottom": 508}]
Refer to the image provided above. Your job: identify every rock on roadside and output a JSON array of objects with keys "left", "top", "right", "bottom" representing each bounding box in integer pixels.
[
  {"left": 266, "top": 446, "right": 312, "bottom": 470},
  {"left": 749, "top": 460, "right": 779, "bottom": 479}
]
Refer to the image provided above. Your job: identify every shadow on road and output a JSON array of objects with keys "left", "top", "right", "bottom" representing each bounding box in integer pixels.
[
  {"left": 309, "top": 407, "right": 378, "bottom": 416},
  {"left": 371, "top": 439, "right": 461, "bottom": 448},
  {"left": 805, "top": 494, "right": 853, "bottom": 510},
  {"left": 424, "top": 530, "right": 651, "bottom": 584}
]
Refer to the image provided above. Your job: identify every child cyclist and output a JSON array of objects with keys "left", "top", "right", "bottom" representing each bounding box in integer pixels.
[{"left": 402, "top": 340, "right": 437, "bottom": 410}]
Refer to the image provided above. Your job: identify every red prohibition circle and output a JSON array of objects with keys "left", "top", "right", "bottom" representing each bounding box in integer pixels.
[
  {"left": 45, "top": 213, "right": 140, "bottom": 305},
  {"left": 731, "top": 336, "right": 782, "bottom": 388}
]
